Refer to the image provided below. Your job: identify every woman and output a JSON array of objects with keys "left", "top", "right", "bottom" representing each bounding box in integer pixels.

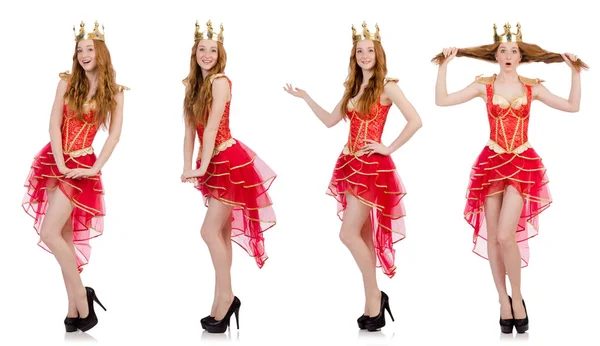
[
  {"left": 22, "top": 21, "right": 127, "bottom": 332},
  {"left": 181, "top": 20, "right": 277, "bottom": 334},
  {"left": 284, "top": 22, "right": 422, "bottom": 331},
  {"left": 433, "top": 22, "right": 586, "bottom": 334}
]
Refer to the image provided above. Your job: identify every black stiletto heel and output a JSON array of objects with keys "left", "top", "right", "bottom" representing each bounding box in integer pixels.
[
  {"left": 204, "top": 297, "right": 241, "bottom": 334},
  {"left": 364, "top": 291, "right": 394, "bottom": 332},
  {"left": 64, "top": 317, "right": 78, "bottom": 333},
  {"left": 500, "top": 296, "right": 514, "bottom": 334},
  {"left": 75, "top": 287, "right": 106, "bottom": 332},
  {"left": 514, "top": 299, "right": 529, "bottom": 334}
]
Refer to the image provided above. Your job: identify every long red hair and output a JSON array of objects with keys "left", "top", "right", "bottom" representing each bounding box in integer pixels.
[
  {"left": 183, "top": 41, "right": 228, "bottom": 127},
  {"left": 341, "top": 40, "right": 388, "bottom": 118},
  {"left": 64, "top": 40, "right": 118, "bottom": 127},
  {"left": 431, "top": 42, "right": 589, "bottom": 71}
]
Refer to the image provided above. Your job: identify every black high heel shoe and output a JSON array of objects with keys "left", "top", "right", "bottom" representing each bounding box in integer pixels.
[
  {"left": 64, "top": 317, "right": 78, "bottom": 333},
  {"left": 363, "top": 291, "right": 394, "bottom": 332},
  {"left": 75, "top": 287, "right": 107, "bottom": 332},
  {"left": 204, "top": 297, "right": 241, "bottom": 334},
  {"left": 357, "top": 314, "right": 368, "bottom": 330},
  {"left": 513, "top": 299, "right": 529, "bottom": 334},
  {"left": 500, "top": 296, "right": 514, "bottom": 334},
  {"left": 201, "top": 315, "right": 215, "bottom": 329}
]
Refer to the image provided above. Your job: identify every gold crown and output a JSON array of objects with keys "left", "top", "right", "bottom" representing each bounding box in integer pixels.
[
  {"left": 352, "top": 21, "right": 381, "bottom": 44},
  {"left": 73, "top": 21, "right": 105, "bottom": 42},
  {"left": 194, "top": 20, "right": 224, "bottom": 43},
  {"left": 493, "top": 22, "right": 522, "bottom": 43}
]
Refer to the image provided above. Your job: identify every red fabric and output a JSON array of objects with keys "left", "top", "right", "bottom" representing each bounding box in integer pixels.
[
  {"left": 196, "top": 77, "right": 233, "bottom": 148},
  {"left": 194, "top": 76, "right": 276, "bottom": 268},
  {"left": 195, "top": 140, "right": 276, "bottom": 268},
  {"left": 61, "top": 103, "right": 99, "bottom": 153},
  {"left": 327, "top": 96, "right": 407, "bottom": 278},
  {"left": 23, "top": 143, "right": 105, "bottom": 273},
  {"left": 486, "top": 83, "right": 532, "bottom": 152},
  {"left": 465, "top": 80, "right": 551, "bottom": 267}
]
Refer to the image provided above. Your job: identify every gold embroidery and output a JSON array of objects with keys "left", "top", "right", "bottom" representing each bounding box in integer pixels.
[
  {"left": 197, "top": 138, "right": 237, "bottom": 159},
  {"left": 63, "top": 146, "right": 94, "bottom": 158},
  {"left": 59, "top": 71, "right": 71, "bottom": 82},
  {"left": 487, "top": 139, "right": 531, "bottom": 154},
  {"left": 492, "top": 94, "right": 528, "bottom": 108},
  {"left": 209, "top": 73, "right": 227, "bottom": 83},
  {"left": 518, "top": 75, "right": 544, "bottom": 86},
  {"left": 384, "top": 77, "right": 399, "bottom": 85},
  {"left": 476, "top": 74, "right": 543, "bottom": 86},
  {"left": 475, "top": 75, "right": 495, "bottom": 84}
]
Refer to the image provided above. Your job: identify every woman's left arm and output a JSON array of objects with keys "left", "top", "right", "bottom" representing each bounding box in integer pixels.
[
  {"left": 534, "top": 53, "right": 581, "bottom": 113},
  {"left": 363, "top": 81, "right": 422, "bottom": 156},
  {"left": 66, "top": 91, "right": 124, "bottom": 179}
]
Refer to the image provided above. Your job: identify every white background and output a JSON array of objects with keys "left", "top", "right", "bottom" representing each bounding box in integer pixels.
[{"left": 1, "top": 0, "right": 598, "bottom": 345}]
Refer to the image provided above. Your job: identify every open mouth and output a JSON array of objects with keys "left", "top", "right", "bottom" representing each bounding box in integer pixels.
[{"left": 505, "top": 62, "right": 512, "bottom": 66}]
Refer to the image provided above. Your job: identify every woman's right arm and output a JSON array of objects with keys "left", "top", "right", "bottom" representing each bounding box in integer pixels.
[
  {"left": 181, "top": 121, "right": 196, "bottom": 182},
  {"left": 49, "top": 80, "right": 69, "bottom": 174},
  {"left": 284, "top": 84, "right": 344, "bottom": 128},
  {"left": 435, "top": 47, "right": 483, "bottom": 107}
]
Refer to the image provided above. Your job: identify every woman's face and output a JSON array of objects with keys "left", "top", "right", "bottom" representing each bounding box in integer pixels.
[
  {"left": 196, "top": 39, "right": 219, "bottom": 71},
  {"left": 496, "top": 42, "right": 521, "bottom": 70},
  {"left": 77, "top": 40, "right": 97, "bottom": 72},
  {"left": 356, "top": 40, "right": 376, "bottom": 71}
]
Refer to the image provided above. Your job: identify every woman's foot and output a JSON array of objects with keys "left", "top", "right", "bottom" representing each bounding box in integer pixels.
[
  {"left": 367, "top": 291, "right": 382, "bottom": 317},
  {"left": 75, "top": 288, "right": 89, "bottom": 318},
  {"left": 214, "top": 295, "right": 235, "bottom": 320},
  {"left": 511, "top": 296, "right": 526, "bottom": 319},
  {"left": 500, "top": 295, "right": 513, "bottom": 320}
]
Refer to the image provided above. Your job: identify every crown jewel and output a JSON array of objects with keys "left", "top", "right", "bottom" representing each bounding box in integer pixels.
[
  {"left": 493, "top": 22, "right": 522, "bottom": 43},
  {"left": 352, "top": 21, "right": 381, "bottom": 44},
  {"left": 194, "top": 20, "right": 224, "bottom": 43},
  {"left": 73, "top": 21, "right": 105, "bottom": 42}
]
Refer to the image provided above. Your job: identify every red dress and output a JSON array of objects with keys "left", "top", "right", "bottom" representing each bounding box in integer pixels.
[
  {"left": 465, "top": 75, "right": 551, "bottom": 267},
  {"left": 327, "top": 79, "right": 407, "bottom": 278},
  {"left": 22, "top": 73, "right": 126, "bottom": 272},
  {"left": 195, "top": 74, "right": 276, "bottom": 269}
]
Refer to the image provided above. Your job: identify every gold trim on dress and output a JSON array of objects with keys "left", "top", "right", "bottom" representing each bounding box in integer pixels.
[
  {"left": 487, "top": 139, "right": 530, "bottom": 154},
  {"left": 475, "top": 74, "right": 543, "bottom": 86},
  {"left": 64, "top": 146, "right": 94, "bottom": 158},
  {"left": 198, "top": 138, "right": 237, "bottom": 159}
]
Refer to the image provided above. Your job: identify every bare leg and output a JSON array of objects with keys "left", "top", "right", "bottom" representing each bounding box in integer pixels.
[
  {"left": 339, "top": 193, "right": 380, "bottom": 317},
  {"left": 40, "top": 189, "right": 88, "bottom": 318},
  {"left": 209, "top": 214, "right": 232, "bottom": 317},
  {"left": 60, "top": 221, "right": 80, "bottom": 318},
  {"left": 359, "top": 217, "right": 375, "bottom": 316},
  {"left": 484, "top": 192, "right": 512, "bottom": 319},
  {"left": 497, "top": 185, "right": 526, "bottom": 319},
  {"left": 200, "top": 199, "right": 234, "bottom": 321}
]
